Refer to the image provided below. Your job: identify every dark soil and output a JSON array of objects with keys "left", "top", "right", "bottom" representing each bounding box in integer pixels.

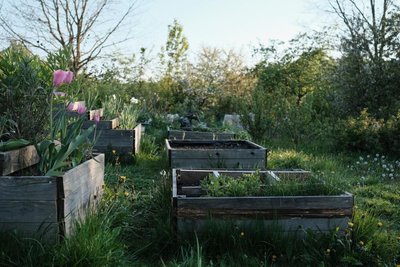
[{"left": 170, "top": 140, "right": 257, "bottom": 150}]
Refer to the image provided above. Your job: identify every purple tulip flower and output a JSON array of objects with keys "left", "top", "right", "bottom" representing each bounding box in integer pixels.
[
  {"left": 66, "top": 102, "right": 75, "bottom": 112},
  {"left": 53, "top": 70, "right": 74, "bottom": 87},
  {"left": 93, "top": 112, "right": 100, "bottom": 123},
  {"left": 77, "top": 102, "right": 87, "bottom": 114},
  {"left": 53, "top": 91, "right": 66, "bottom": 97}
]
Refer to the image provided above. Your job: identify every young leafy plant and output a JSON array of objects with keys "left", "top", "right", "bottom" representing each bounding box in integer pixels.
[
  {"left": 201, "top": 172, "right": 343, "bottom": 197},
  {"left": 37, "top": 110, "right": 95, "bottom": 176}
]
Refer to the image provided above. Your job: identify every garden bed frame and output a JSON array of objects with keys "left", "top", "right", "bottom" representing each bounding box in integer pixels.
[
  {"left": 0, "top": 145, "right": 40, "bottom": 176},
  {"left": 167, "top": 128, "right": 235, "bottom": 140},
  {"left": 91, "top": 124, "right": 142, "bottom": 154},
  {"left": 166, "top": 140, "right": 266, "bottom": 169},
  {"left": 0, "top": 153, "right": 105, "bottom": 242},
  {"left": 172, "top": 169, "right": 354, "bottom": 233},
  {"left": 82, "top": 117, "right": 119, "bottom": 130}
]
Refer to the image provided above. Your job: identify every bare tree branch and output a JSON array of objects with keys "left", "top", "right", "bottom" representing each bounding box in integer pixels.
[{"left": 0, "top": 0, "right": 138, "bottom": 73}]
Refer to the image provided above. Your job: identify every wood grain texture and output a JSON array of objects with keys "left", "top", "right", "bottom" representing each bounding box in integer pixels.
[
  {"left": 0, "top": 145, "right": 40, "bottom": 175},
  {"left": 0, "top": 154, "right": 105, "bottom": 242},
  {"left": 91, "top": 124, "right": 141, "bottom": 154},
  {"left": 176, "top": 194, "right": 354, "bottom": 210},
  {"left": 168, "top": 129, "right": 235, "bottom": 140},
  {"left": 92, "top": 129, "right": 134, "bottom": 153},
  {"left": 176, "top": 169, "right": 271, "bottom": 186},
  {"left": 167, "top": 140, "right": 266, "bottom": 169},
  {"left": 0, "top": 176, "right": 57, "bottom": 201},
  {"left": 177, "top": 217, "right": 350, "bottom": 234},
  {"left": 89, "top": 108, "right": 104, "bottom": 120},
  {"left": 0, "top": 201, "right": 58, "bottom": 223},
  {"left": 82, "top": 118, "right": 119, "bottom": 129},
  {"left": 172, "top": 168, "right": 354, "bottom": 233}
]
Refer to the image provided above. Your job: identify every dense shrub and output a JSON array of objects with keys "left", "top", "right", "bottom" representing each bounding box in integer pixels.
[
  {"left": 337, "top": 109, "right": 400, "bottom": 155},
  {"left": 0, "top": 43, "right": 51, "bottom": 141}
]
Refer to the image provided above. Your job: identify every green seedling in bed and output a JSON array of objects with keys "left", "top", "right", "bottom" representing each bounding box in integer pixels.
[{"left": 201, "top": 172, "right": 343, "bottom": 197}]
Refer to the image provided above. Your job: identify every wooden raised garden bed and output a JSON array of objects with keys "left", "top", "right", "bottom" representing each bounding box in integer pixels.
[
  {"left": 91, "top": 124, "right": 142, "bottom": 154},
  {"left": 166, "top": 140, "right": 266, "bottom": 169},
  {"left": 0, "top": 145, "right": 39, "bottom": 176},
  {"left": 168, "top": 128, "right": 235, "bottom": 140},
  {"left": 0, "top": 153, "right": 105, "bottom": 242},
  {"left": 82, "top": 117, "right": 119, "bottom": 130},
  {"left": 172, "top": 169, "right": 354, "bottom": 234}
]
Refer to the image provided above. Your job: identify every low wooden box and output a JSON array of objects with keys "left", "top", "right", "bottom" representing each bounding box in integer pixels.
[
  {"left": 91, "top": 124, "right": 142, "bottom": 154},
  {"left": 166, "top": 140, "right": 266, "bottom": 169},
  {"left": 82, "top": 118, "right": 119, "bottom": 130},
  {"left": 172, "top": 169, "right": 354, "bottom": 234},
  {"left": 0, "top": 154, "right": 105, "bottom": 242},
  {"left": 88, "top": 108, "right": 104, "bottom": 120},
  {"left": 0, "top": 145, "right": 39, "bottom": 176},
  {"left": 167, "top": 128, "right": 235, "bottom": 140}
]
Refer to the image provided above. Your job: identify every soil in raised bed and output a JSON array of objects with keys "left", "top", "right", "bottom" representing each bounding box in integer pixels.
[{"left": 170, "top": 141, "right": 256, "bottom": 150}]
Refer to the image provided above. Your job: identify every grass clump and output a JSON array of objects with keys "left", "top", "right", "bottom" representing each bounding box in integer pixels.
[{"left": 201, "top": 172, "right": 343, "bottom": 197}]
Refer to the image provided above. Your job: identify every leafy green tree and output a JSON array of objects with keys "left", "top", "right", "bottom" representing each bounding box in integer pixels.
[{"left": 330, "top": 0, "right": 400, "bottom": 118}]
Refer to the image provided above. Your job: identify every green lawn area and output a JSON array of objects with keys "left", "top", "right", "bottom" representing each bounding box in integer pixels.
[{"left": 1, "top": 133, "right": 400, "bottom": 266}]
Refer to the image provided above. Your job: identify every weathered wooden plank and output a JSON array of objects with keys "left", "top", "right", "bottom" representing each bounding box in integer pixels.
[
  {"left": 82, "top": 118, "right": 119, "bottom": 130},
  {"left": 0, "top": 145, "right": 40, "bottom": 175},
  {"left": 0, "top": 222, "right": 59, "bottom": 240},
  {"left": 91, "top": 129, "right": 134, "bottom": 153},
  {"left": 170, "top": 149, "right": 265, "bottom": 159},
  {"left": 168, "top": 129, "right": 235, "bottom": 140},
  {"left": 177, "top": 217, "right": 350, "bottom": 233},
  {"left": 271, "top": 170, "right": 311, "bottom": 180},
  {"left": 170, "top": 158, "right": 265, "bottom": 169},
  {"left": 176, "top": 169, "right": 271, "bottom": 186},
  {"left": 0, "top": 201, "right": 58, "bottom": 223},
  {"left": 177, "top": 194, "right": 354, "bottom": 210},
  {"left": 89, "top": 108, "right": 104, "bottom": 120},
  {"left": 168, "top": 140, "right": 265, "bottom": 149},
  {"left": 61, "top": 154, "right": 104, "bottom": 217},
  {"left": 62, "top": 154, "right": 104, "bottom": 198},
  {"left": 177, "top": 207, "right": 353, "bottom": 219},
  {"left": 0, "top": 176, "right": 57, "bottom": 201},
  {"left": 167, "top": 140, "right": 266, "bottom": 169},
  {"left": 134, "top": 124, "right": 142, "bottom": 153}
]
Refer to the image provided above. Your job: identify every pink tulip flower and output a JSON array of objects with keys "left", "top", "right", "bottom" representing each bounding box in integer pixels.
[
  {"left": 77, "top": 102, "right": 87, "bottom": 114},
  {"left": 53, "top": 70, "right": 74, "bottom": 87},
  {"left": 53, "top": 70, "right": 67, "bottom": 87},
  {"left": 53, "top": 91, "right": 66, "bottom": 97},
  {"left": 93, "top": 112, "right": 100, "bottom": 123},
  {"left": 66, "top": 102, "right": 75, "bottom": 112},
  {"left": 64, "top": 71, "right": 74, "bottom": 84}
]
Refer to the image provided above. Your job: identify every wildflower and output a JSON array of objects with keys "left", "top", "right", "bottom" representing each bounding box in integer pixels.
[
  {"left": 130, "top": 97, "right": 139, "bottom": 104},
  {"left": 112, "top": 150, "right": 116, "bottom": 154},
  {"left": 112, "top": 94, "right": 116, "bottom": 100},
  {"left": 119, "top": 176, "right": 127, "bottom": 183},
  {"left": 124, "top": 191, "right": 129, "bottom": 197},
  {"left": 326, "top": 249, "right": 331, "bottom": 254},
  {"left": 160, "top": 170, "right": 166, "bottom": 176},
  {"left": 240, "top": 232, "right": 244, "bottom": 237},
  {"left": 377, "top": 222, "right": 383, "bottom": 227},
  {"left": 359, "top": 241, "right": 364, "bottom": 246},
  {"left": 348, "top": 222, "right": 354, "bottom": 228}
]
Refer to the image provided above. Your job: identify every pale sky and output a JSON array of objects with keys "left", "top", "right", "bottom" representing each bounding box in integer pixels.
[{"left": 117, "top": 0, "right": 333, "bottom": 63}]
